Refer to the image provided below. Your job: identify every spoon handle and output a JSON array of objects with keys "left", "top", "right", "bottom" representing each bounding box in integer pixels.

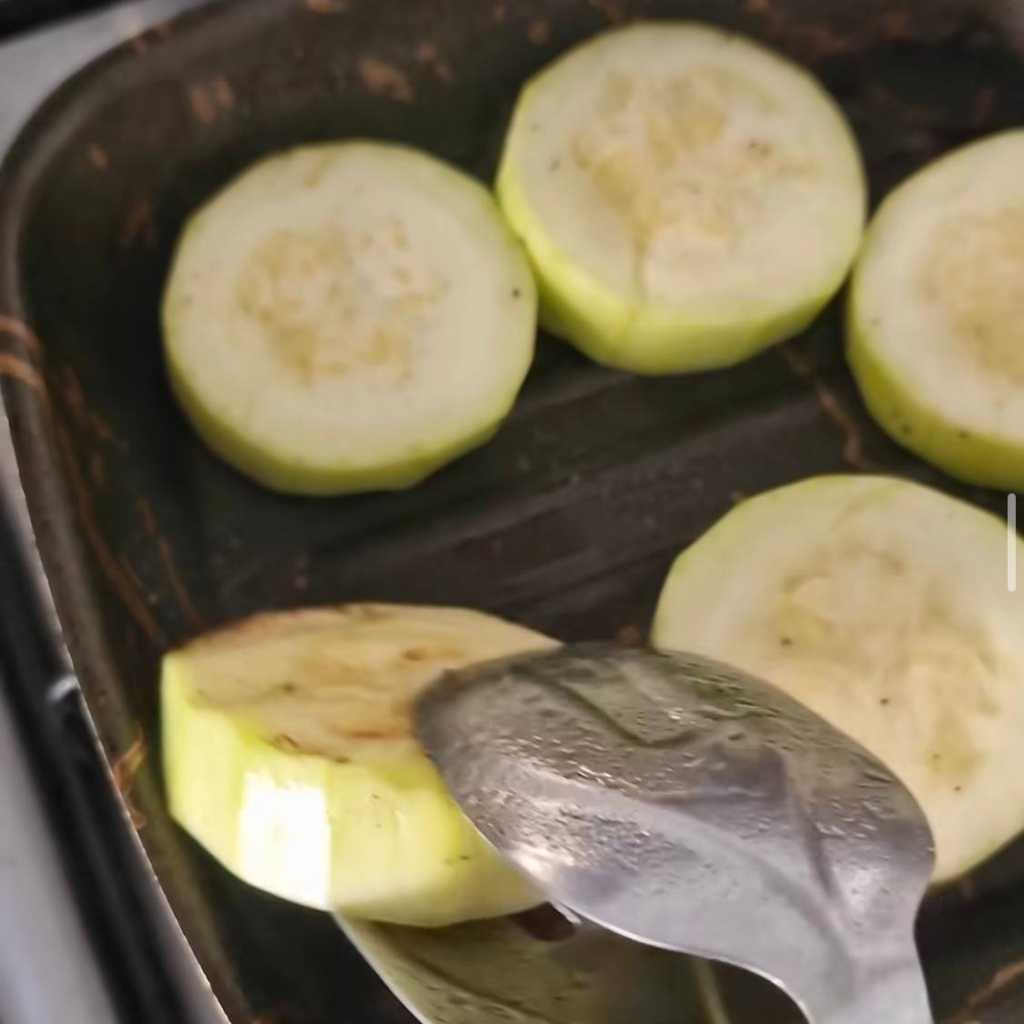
[{"left": 801, "top": 946, "right": 934, "bottom": 1024}]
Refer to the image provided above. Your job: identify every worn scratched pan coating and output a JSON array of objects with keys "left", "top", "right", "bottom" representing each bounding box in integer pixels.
[{"left": 2, "top": 0, "right": 1024, "bottom": 1021}]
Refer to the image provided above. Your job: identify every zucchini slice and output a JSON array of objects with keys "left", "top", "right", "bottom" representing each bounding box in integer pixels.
[
  {"left": 848, "top": 131, "right": 1024, "bottom": 490},
  {"left": 497, "top": 22, "right": 866, "bottom": 374},
  {"left": 652, "top": 475, "right": 1024, "bottom": 884},
  {"left": 162, "top": 604, "right": 556, "bottom": 926},
  {"left": 163, "top": 143, "right": 536, "bottom": 495}
]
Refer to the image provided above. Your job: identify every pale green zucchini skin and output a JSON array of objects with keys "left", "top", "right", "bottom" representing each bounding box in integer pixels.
[
  {"left": 163, "top": 604, "right": 556, "bottom": 926},
  {"left": 498, "top": 22, "right": 866, "bottom": 374},
  {"left": 163, "top": 143, "right": 537, "bottom": 495},
  {"left": 847, "top": 130, "right": 1024, "bottom": 491},
  {"left": 654, "top": 475, "right": 1024, "bottom": 885}
]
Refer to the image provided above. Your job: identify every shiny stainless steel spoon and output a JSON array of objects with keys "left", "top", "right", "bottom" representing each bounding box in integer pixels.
[{"left": 415, "top": 643, "right": 936, "bottom": 1024}]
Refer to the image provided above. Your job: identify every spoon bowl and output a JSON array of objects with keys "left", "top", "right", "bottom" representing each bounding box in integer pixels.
[{"left": 415, "top": 643, "right": 936, "bottom": 1024}]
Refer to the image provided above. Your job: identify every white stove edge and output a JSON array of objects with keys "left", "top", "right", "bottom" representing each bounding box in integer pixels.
[{"left": 0, "top": 4, "right": 223, "bottom": 1023}]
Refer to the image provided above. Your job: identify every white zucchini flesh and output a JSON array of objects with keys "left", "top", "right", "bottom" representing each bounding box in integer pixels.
[
  {"left": 848, "top": 130, "right": 1024, "bottom": 490},
  {"left": 163, "top": 143, "right": 536, "bottom": 495},
  {"left": 652, "top": 475, "right": 1024, "bottom": 884},
  {"left": 497, "top": 22, "right": 866, "bottom": 374},
  {"left": 162, "top": 604, "right": 557, "bottom": 926}
]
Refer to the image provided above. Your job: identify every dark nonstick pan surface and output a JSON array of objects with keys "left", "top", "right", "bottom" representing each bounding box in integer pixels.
[{"left": 2, "top": 1, "right": 1024, "bottom": 1021}]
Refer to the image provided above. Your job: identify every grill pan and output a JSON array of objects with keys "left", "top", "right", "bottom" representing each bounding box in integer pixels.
[{"left": 2, "top": 1, "right": 1024, "bottom": 1020}]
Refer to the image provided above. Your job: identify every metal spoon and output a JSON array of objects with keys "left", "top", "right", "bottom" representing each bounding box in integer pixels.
[{"left": 415, "top": 643, "right": 936, "bottom": 1024}]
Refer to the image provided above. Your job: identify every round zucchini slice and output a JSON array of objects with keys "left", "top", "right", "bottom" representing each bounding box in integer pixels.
[
  {"left": 162, "top": 604, "right": 556, "bottom": 926},
  {"left": 497, "top": 22, "right": 866, "bottom": 374},
  {"left": 652, "top": 475, "right": 1024, "bottom": 884},
  {"left": 163, "top": 143, "right": 536, "bottom": 495},
  {"left": 848, "top": 131, "right": 1024, "bottom": 490}
]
